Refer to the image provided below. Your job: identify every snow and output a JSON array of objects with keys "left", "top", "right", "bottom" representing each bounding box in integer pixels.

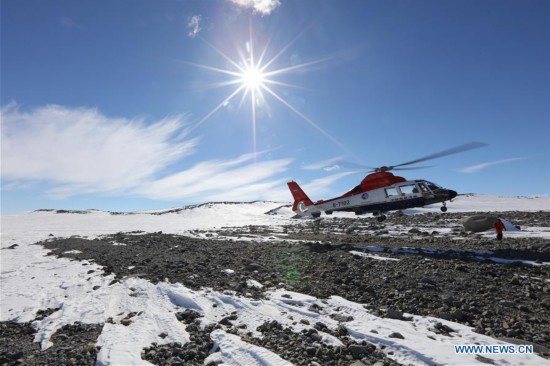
[
  {"left": 406, "top": 194, "right": 550, "bottom": 213},
  {"left": 206, "top": 330, "right": 293, "bottom": 366},
  {"left": 2, "top": 197, "right": 550, "bottom": 365},
  {"left": 349, "top": 251, "right": 400, "bottom": 261},
  {"left": 352, "top": 246, "right": 550, "bottom": 267}
]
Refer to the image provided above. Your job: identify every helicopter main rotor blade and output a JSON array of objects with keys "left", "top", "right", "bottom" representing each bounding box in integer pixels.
[
  {"left": 392, "top": 142, "right": 488, "bottom": 169},
  {"left": 392, "top": 166, "right": 433, "bottom": 171},
  {"left": 335, "top": 161, "right": 376, "bottom": 171}
]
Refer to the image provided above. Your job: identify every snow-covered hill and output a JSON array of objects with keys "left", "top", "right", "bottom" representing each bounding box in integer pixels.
[
  {"left": 413, "top": 194, "right": 550, "bottom": 213},
  {"left": 1, "top": 195, "right": 549, "bottom": 365}
]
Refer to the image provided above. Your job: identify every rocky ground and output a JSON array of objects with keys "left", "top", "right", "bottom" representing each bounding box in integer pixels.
[
  {"left": 0, "top": 322, "right": 102, "bottom": 366},
  {"left": 1, "top": 210, "right": 550, "bottom": 365}
]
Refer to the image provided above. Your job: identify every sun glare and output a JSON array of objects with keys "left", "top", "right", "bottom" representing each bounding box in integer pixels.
[
  {"left": 188, "top": 23, "right": 356, "bottom": 158},
  {"left": 241, "top": 65, "right": 265, "bottom": 91}
]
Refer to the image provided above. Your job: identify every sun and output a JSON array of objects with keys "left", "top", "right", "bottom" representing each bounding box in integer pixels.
[
  {"left": 185, "top": 33, "right": 292, "bottom": 147},
  {"left": 187, "top": 25, "right": 356, "bottom": 158},
  {"left": 241, "top": 65, "right": 265, "bottom": 92}
]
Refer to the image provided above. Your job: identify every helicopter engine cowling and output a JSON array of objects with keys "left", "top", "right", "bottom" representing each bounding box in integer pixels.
[{"left": 360, "top": 172, "right": 406, "bottom": 191}]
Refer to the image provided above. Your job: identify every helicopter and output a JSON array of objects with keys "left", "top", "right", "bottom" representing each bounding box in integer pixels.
[{"left": 287, "top": 142, "right": 486, "bottom": 222}]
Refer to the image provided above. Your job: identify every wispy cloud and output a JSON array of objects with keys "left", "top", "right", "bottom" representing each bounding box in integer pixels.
[
  {"left": 458, "top": 157, "right": 527, "bottom": 174},
  {"left": 300, "top": 171, "right": 360, "bottom": 199},
  {"left": 228, "top": 0, "right": 281, "bottom": 15},
  {"left": 59, "top": 17, "right": 85, "bottom": 31},
  {"left": 302, "top": 156, "right": 344, "bottom": 171},
  {"left": 1, "top": 103, "right": 198, "bottom": 198},
  {"left": 136, "top": 152, "right": 293, "bottom": 201},
  {"left": 187, "top": 15, "right": 202, "bottom": 38},
  {"left": 1, "top": 104, "right": 299, "bottom": 203}
]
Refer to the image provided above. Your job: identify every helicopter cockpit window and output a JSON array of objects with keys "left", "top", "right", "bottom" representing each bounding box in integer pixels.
[
  {"left": 426, "top": 181, "right": 442, "bottom": 191},
  {"left": 418, "top": 183, "right": 429, "bottom": 192},
  {"left": 385, "top": 187, "right": 399, "bottom": 197},
  {"left": 399, "top": 184, "right": 417, "bottom": 195}
]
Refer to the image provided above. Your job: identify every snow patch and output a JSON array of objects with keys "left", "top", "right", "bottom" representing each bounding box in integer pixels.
[
  {"left": 350, "top": 251, "right": 400, "bottom": 261},
  {"left": 206, "top": 330, "right": 293, "bottom": 366}
]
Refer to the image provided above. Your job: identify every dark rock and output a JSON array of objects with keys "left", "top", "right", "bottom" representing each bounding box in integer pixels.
[
  {"left": 336, "top": 324, "right": 348, "bottom": 336},
  {"left": 306, "top": 346, "right": 317, "bottom": 356},
  {"left": 347, "top": 344, "right": 373, "bottom": 359},
  {"left": 245, "top": 263, "right": 263, "bottom": 271},
  {"left": 219, "top": 317, "right": 233, "bottom": 326},
  {"left": 434, "top": 322, "right": 456, "bottom": 334},
  {"left": 176, "top": 309, "right": 202, "bottom": 324},
  {"left": 451, "top": 309, "right": 466, "bottom": 321},
  {"left": 386, "top": 309, "right": 404, "bottom": 320},
  {"left": 475, "top": 354, "right": 496, "bottom": 364},
  {"left": 388, "top": 332, "right": 405, "bottom": 339},
  {"left": 330, "top": 313, "right": 353, "bottom": 322}
]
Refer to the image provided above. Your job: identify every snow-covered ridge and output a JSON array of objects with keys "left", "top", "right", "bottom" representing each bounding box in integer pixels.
[
  {"left": 27, "top": 194, "right": 550, "bottom": 217},
  {"left": 440, "top": 194, "right": 550, "bottom": 213},
  {"left": 31, "top": 201, "right": 289, "bottom": 216},
  {"left": 3, "top": 201, "right": 294, "bottom": 240}
]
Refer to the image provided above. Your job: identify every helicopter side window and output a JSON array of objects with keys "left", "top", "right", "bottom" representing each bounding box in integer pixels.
[
  {"left": 399, "top": 184, "right": 417, "bottom": 195},
  {"left": 385, "top": 187, "right": 399, "bottom": 197}
]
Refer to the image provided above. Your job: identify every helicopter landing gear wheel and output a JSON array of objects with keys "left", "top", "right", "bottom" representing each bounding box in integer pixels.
[
  {"left": 440, "top": 203, "right": 448, "bottom": 212},
  {"left": 377, "top": 214, "right": 387, "bottom": 222}
]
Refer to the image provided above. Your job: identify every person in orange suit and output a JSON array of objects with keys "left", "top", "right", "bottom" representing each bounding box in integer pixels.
[{"left": 493, "top": 219, "right": 506, "bottom": 240}]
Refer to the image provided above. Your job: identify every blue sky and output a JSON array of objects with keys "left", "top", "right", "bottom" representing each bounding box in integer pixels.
[{"left": 1, "top": 0, "right": 549, "bottom": 214}]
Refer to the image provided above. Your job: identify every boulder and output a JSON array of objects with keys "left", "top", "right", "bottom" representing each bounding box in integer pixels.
[{"left": 462, "top": 214, "right": 498, "bottom": 233}]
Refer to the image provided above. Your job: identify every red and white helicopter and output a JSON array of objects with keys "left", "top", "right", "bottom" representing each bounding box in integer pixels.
[{"left": 287, "top": 142, "right": 486, "bottom": 221}]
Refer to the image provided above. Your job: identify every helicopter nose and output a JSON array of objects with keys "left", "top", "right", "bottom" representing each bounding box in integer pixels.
[{"left": 448, "top": 190, "right": 458, "bottom": 200}]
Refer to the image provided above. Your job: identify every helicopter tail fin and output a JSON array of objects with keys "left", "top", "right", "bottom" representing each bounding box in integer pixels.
[{"left": 287, "top": 181, "right": 314, "bottom": 214}]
